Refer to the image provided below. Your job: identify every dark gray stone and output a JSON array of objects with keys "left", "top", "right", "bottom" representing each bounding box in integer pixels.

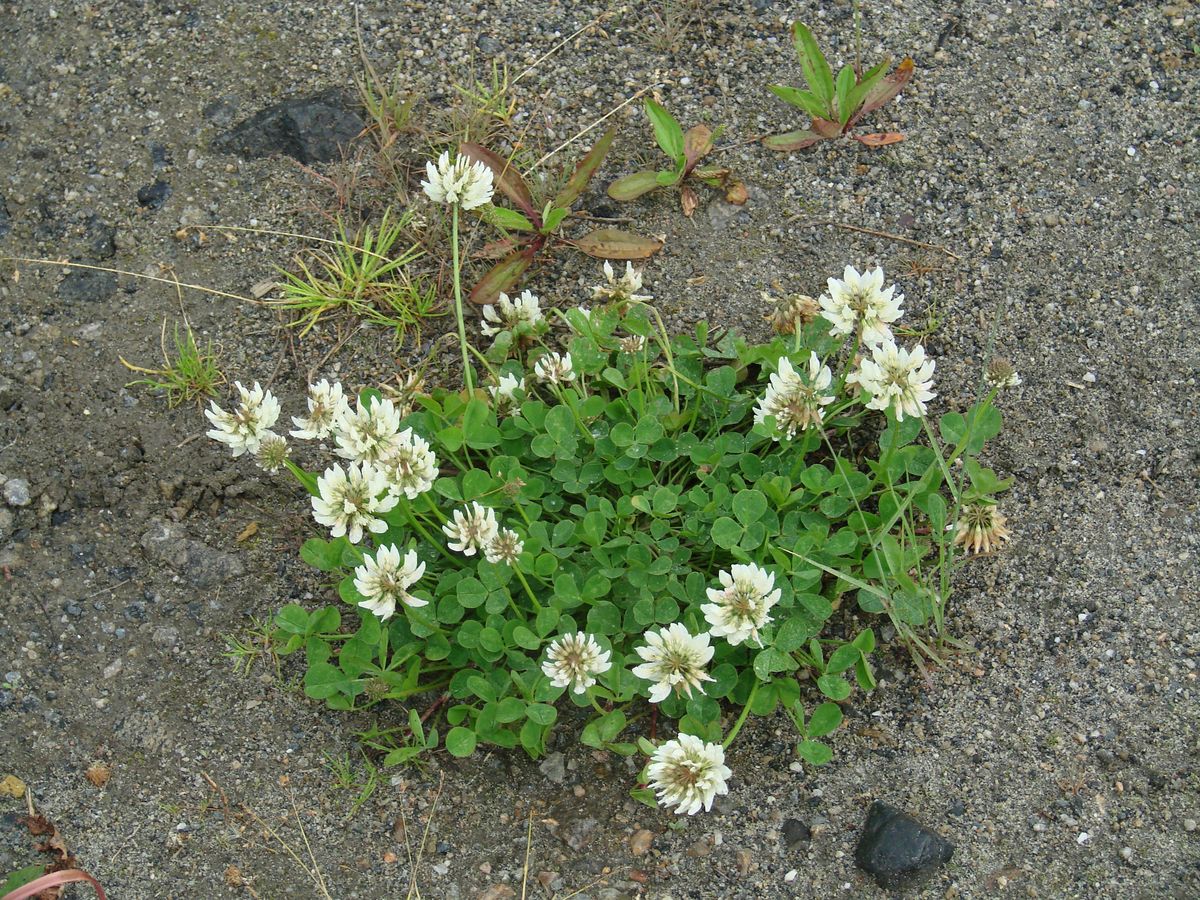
[
  {"left": 212, "top": 88, "right": 363, "bottom": 164},
  {"left": 0, "top": 194, "right": 10, "bottom": 238},
  {"left": 855, "top": 801, "right": 954, "bottom": 891},
  {"left": 140, "top": 517, "right": 245, "bottom": 588},
  {"left": 57, "top": 268, "right": 116, "bottom": 303},
  {"left": 86, "top": 216, "right": 116, "bottom": 259},
  {"left": 782, "top": 818, "right": 811, "bottom": 850},
  {"left": 137, "top": 180, "right": 172, "bottom": 209}
]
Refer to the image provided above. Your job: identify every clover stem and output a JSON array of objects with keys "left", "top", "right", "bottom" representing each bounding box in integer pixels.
[
  {"left": 451, "top": 204, "right": 474, "bottom": 395},
  {"left": 722, "top": 679, "right": 759, "bottom": 748},
  {"left": 513, "top": 565, "right": 543, "bottom": 612}
]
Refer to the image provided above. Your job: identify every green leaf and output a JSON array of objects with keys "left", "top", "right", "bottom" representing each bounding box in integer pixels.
[
  {"left": 645, "top": 98, "right": 684, "bottom": 161},
  {"left": 964, "top": 458, "right": 1014, "bottom": 496},
  {"left": 275, "top": 603, "right": 310, "bottom": 635},
  {"left": 1, "top": 865, "right": 46, "bottom": 894},
  {"left": 542, "top": 205, "right": 569, "bottom": 234},
  {"left": 304, "top": 662, "right": 356, "bottom": 700},
  {"left": 792, "top": 22, "right": 834, "bottom": 108},
  {"left": 732, "top": 489, "right": 768, "bottom": 525},
  {"left": 526, "top": 703, "right": 557, "bottom": 725},
  {"left": 631, "top": 786, "right": 658, "bottom": 809},
  {"left": 826, "top": 643, "right": 860, "bottom": 674},
  {"left": 586, "top": 602, "right": 622, "bottom": 635},
  {"left": 300, "top": 537, "right": 345, "bottom": 572},
  {"left": 555, "top": 124, "right": 618, "bottom": 208},
  {"left": 807, "top": 701, "right": 843, "bottom": 738},
  {"left": 446, "top": 726, "right": 478, "bottom": 758},
  {"left": 767, "top": 84, "right": 829, "bottom": 121},
  {"left": 607, "top": 170, "right": 663, "bottom": 202},
  {"left": 817, "top": 674, "right": 852, "bottom": 701},
  {"left": 852, "top": 628, "right": 876, "bottom": 654},
  {"left": 495, "top": 696, "right": 526, "bottom": 724},
  {"left": 543, "top": 405, "right": 576, "bottom": 444},
  {"left": 483, "top": 205, "right": 536, "bottom": 232},
  {"left": 775, "top": 616, "right": 815, "bottom": 652},
  {"left": 753, "top": 648, "right": 797, "bottom": 682},
  {"left": 834, "top": 64, "right": 856, "bottom": 125},
  {"left": 796, "top": 739, "right": 833, "bottom": 766},
  {"left": 711, "top": 516, "right": 743, "bottom": 550},
  {"left": 762, "top": 128, "right": 826, "bottom": 152}
]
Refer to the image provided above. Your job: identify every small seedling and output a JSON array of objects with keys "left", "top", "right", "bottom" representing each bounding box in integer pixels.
[
  {"left": 121, "top": 320, "right": 225, "bottom": 408},
  {"left": 764, "top": 22, "right": 914, "bottom": 152},
  {"left": 273, "top": 208, "right": 440, "bottom": 345},
  {"left": 607, "top": 99, "right": 747, "bottom": 217},
  {"left": 460, "top": 127, "right": 663, "bottom": 303}
]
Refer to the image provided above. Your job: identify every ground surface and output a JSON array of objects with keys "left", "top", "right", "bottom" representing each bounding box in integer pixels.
[{"left": 1, "top": 1, "right": 1198, "bottom": 898}]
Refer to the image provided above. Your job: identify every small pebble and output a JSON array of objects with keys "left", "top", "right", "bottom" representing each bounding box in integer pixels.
[
  {"left": 629, "top": 829, "right": 653, "bottom": 856},
  {"left": 1183, "top": 819, "right": 1197, "bottom": 832}
]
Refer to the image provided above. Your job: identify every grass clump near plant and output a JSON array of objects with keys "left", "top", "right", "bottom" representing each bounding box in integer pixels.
[
  {"left": 121, "top": 319, "right": 225, "bottom": 408},
  {"left": 204, "top": 155, "right": 1018, "bottom": 812}
]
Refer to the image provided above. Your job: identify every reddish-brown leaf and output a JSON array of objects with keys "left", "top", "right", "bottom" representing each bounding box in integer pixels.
[
  {"left": 472, "top": 237, "right": 528, "bottom": 260},
  {"left": 458, "top": 143, "right": 538, "bottom": 221},
  {"left": 724, "top": 179, "right": 749, "bottom": 205},
  {"left": 853, "top": 132, "right": 906, "bottom": 147},
  {"left": 849, "top": 57, "right": 914, "bottom": 126},
  {"left": 683, "top": 124, "right": 715, "bottom": 170},
  {"left": 811, "top": 117, "right": 843, "bottom": 139},
  {"left": 571, "top": 228, "right": 663, "bottom": 260},
  {"left": 468, "top": 249, "right": 536, "bottom": 305},
  {"left": 553, "top": 125, "right": 617, "bottom": 209},
  {"left": 680, "top": 185, "right": 699, "bottom": 218}
]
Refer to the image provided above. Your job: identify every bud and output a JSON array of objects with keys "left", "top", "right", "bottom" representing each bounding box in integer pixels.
[
  {"left": 764, "top": 292, "right": 820, "bottom": 336},
  {"left": 985, "top": 358, "right": 1021, "bottom": 390}
]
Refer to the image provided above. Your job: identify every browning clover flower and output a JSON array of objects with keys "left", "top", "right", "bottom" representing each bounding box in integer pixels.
[
  {"left": 484, "top": 527, "right": 524, "bottom": 565},
  {"left": 541, "top": 631, "right": 611, "bottom": 694},
  {"left": 819, "top": 265, "right": 904, "bottom": 345},
  {"left": 632, "top": 623, "right": 715, "bottom": 704},
  {"left": 335, "top": 396, "right": 404, "bottom": 465},
  {"left": 763, "top": 291, "right": 820, "bottom": 336},
  {"left": 647, "top": 735, "right": 732, "bottom": 816},
  {"left": 487, "top": 372, "right": 525, "bottom": 418},
  {"left": 253, "top": 432, "right": 290, "bottom": 473},
  {"left": 205, "top": 381, "right": 281, "bottom": 457},
  {"left": 754, "top": 353, "right": 835, "bottom": 440},
  {"left": 481, "top": 289, "right": 544, "bottom": 339},
  {"left": 592, "top": 260, "right": 652, "bottom": 306},
  {"left": 619, "top": 334, "right": 646, "bottom": 354},
  {"left": 534, "top": 351, "right": 575, "bottom": 385},
  {"left": 985, "top": 358, "right": 1022, "bottom": 390},
  {"left": 848, "top": 339, "right": 936, "bottom": 422},
  {"left": 420, "top": 150, "right": 495, "bottom": 210},
  {"left": 354, "top": 545, "right": 427, "bottom": 619},
  {"left": 703, "top": 563, "right": 781, "bottom": 647},
  {"left": 311, "top": 462, "right": 397, "bottom": 544},
  {"left": 290, "top": 379, "right": 351, "bottom": 441},
  {"left": 379, "top": 428, "right": 438, "bottom": 500},
  {"left": 954, "top": 501, "right": 1012, "bottom": 555},
  {"left": 442, "top": 501, "right": 500, "bottom": 556}
]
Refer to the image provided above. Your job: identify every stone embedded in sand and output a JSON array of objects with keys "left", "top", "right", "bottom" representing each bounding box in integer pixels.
[{"left": 855, "top": 800, "right": 954, "bottom": 890}]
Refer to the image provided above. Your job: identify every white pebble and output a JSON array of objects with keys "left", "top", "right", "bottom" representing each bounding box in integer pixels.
[
  {"left": 1077, "top": 832, "right": 1091, "bottom": 845},
  {"left": 784, "top": 870, "right": 798, "bottom": 883},
  {"left": 1083, "top": 372, "right": 1097, "bottom": 383}
]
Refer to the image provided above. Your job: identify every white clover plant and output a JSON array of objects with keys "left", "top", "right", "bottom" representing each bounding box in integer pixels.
[{"left": 206, "top": 261, "right": 1016, "bottom": 815}]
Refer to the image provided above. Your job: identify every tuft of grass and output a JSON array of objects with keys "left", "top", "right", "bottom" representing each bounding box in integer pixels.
[
  {"left": 646, "top": 0, "right": 705, "bottom": 53},
  {"left": 272, "top": 207, "right": 441, "bottom": 346},
  {"left": 120, "top": 320, "right": 225, "bottom": 408},
  {"left": 444, "top": 59, "right": 516, "bottom": 147},
  {"left": 356, "top": 59, "right": 420, "bottom": 186},
  {"left": 323, "top": 751, "right": 380, "bottom": 822},
  {"left": 222, "top": 616, "right": 281, "bottom": 679}
]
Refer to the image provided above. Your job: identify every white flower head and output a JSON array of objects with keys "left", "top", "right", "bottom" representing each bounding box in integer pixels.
[
  {"left": 541, "top": 631, "right": 611, "bottom": 694},
  {"left": 703, "top": 563, "right": 781, "bottom": 647},
  {"left": 985, "top": 358, "right": 1022, "bottom": 390},
  {"left": 421, "top": 150, "right": 495, "bottom": 210},
  {"left": 848, "top": 339, "right": 936, "bottom": 422},
  {"left": 205, "top": 381, "right": 281, "bottom": 457},
  {"left": 619, "top": 334, "right": 646, "bottom": 354},
  {"left": 647, "top": 735, "right": 732, "bottom": 816},
  {"left": 632, "top": 623, "right": 715, "bottom": 704},
  {"left": 819, "top": 265, "right": 904, "bottom": 345},
  {"left": 488, "top": 372, "right": 525, "bottom": 418},
  {"left": 481, "top": 289, "right": 543, "bottom": 338},
  {"left": 379, "top": 427, "right": 438, "bottom": 500},
  {"left": 442, "top": 501, "right": 499, "bottom": 556},
  {"left": 484, "top": 527, "right": 524, "bottom": 565},
  {"left": 534, "top": 351, "right": 575, "bottom": 385},
  {"left": 592, "top": 260, "right": 652, "bottom": 305},
  {"left": 311, "top": 462, "right": 398, "bottom": 544},
  {"left": 253, "top": 432, "right": 290, "bottom": 473},
  {"left": 354, "top": 545, "right": 427, "bottom": 619},
  {"left": 753, "top": 353, "right": 835, "bottom": 441},
  {"left": 334, "top": 395, "right": 404, "bottom": 465},
  {"left": 290, "top": 379, "right": 351, "bottom": 440}
]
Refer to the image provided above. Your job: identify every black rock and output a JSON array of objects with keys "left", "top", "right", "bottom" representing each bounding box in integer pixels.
[
  {"left": 86, "top": 216, "right": 116, "bottom": 259},
  {"left": 137, "top": 180, "right": 172, "bottom": 209},
  {"left": 58, "top": 268, "right": 117, "bottom": 303},
  {"left": 0, "top": 193, "right": 10, "bottom": 238},
  {"left": 212, "top": 88, "right": 364, "bottom": 164},
  {"left": 150, "top": 142, "right": 172, "bottom": 172},
  {"left": 855, "top": 801, "right": 954, "bottom": 891},
  {"left": 476, "top": 34, "right": 503, "bottom": 55},
  {"left": 782, "top": 818, "right": 812, "bottom": 850}
]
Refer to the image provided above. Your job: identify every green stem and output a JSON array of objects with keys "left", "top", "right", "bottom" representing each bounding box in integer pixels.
[
  {"left": 451, "top": 204, "right": 474, "bottom": 394},
  {"left": 723, "top": 679, "right": 759, "bottom": 748},
  {"left": 588, "top": 693, "right": 608, "bottom": 716},
  {"left": 403, "top": 501, "right": 456, "bottom": 564},
  {"left": 513, "top": 565, "right": 543, "bottom": 611},
  {"left": 423, "top": 492, "right": 449, "bottom": 525}
]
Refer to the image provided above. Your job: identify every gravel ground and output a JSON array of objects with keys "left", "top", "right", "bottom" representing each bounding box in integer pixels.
[{"left": 1, "top": 1, "right": 1198, "bottom": 897}]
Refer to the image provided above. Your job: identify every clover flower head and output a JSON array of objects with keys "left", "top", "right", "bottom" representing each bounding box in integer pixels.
[
  {"left": 488, "top": 372, "right": 526, "bottom": 418},
  {"left": 541, "top": 631, "right": 611, "bottom": 694},
  {"left": 354, "top": 545, "right": 427, "bottom": 620},
  {"left": 442, "top": 501, "right": 499, "bottom": 556},
  {"left": 421, "top": 150, "right": 495, "bottom": 210},
  {"left": 290, "top": 379, "right": 351, "bottom": 440},
  {"left": 632, "top": 623, "right": 715, "bottom": 704},
  {"left": 205, "top": 381, "right": 281, "bottom": 457},
  {"left": 702, "top": 563, "right": 781, "bottom": 647},
  {"left": 534, "top": 351, "right": 575, "bottom": 385},
  {"left": 379, "top": 427, "right": 438, "bottom": 500},
  {"left": 954, "top": 501, "right": 1012, "bottom": 555},
  {"left": 481, "top": 289, "right": 544, "bottom": 338},
  {"left": 253, "top": 432, "right": 290, "bottom": 473},
  {"left": 847, "top": 339, "right": 936, "bottom": 422},
  {"left": 334, "top": 395, "right": 404, "bottom": 465},
  {"left": 985, "top": 358, "right": 1022, "bottom": 390},
  {"left": 647, "top": 735, "right": 732, "bottom": 816},
  {"left": 484, "top": 527, "right": 524, "bottom": 565},
  {"left": 592, "top": 260, "right": 652, "bottom": 305},
  {"left": 754, "top": 353, "right": 835, "bottom": 441},
  {"left": 819, "top": 265, "right": 904, "bottom": 345},
  {"left": 311, "top": 462, "right": 397, "bottom": 544},
  {"left": 763, "top": 291, "right": 820, "bottom": 336},
  {"left": 619, "top": 334, "right": 646, "bottom": 354}
]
